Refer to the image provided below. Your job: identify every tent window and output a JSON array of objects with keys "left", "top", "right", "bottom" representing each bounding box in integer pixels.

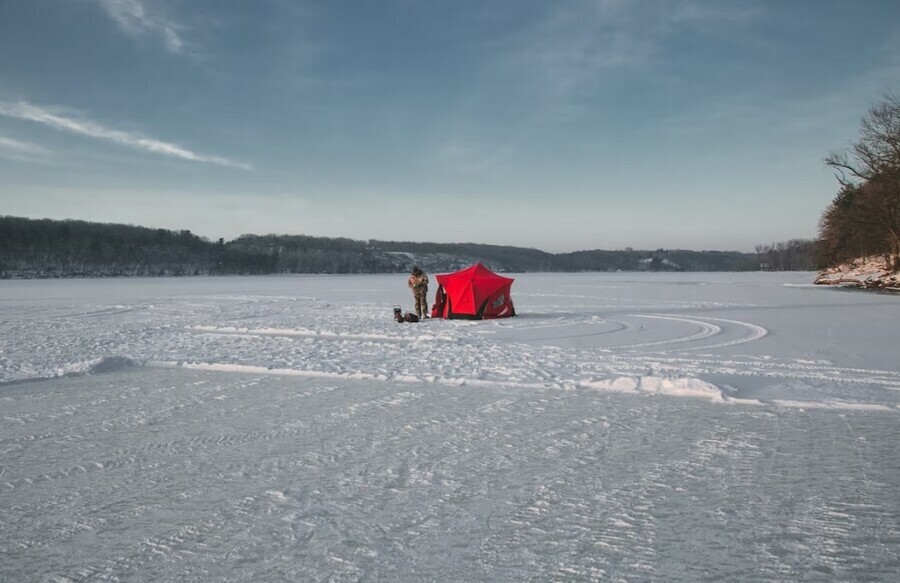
[{"left": 491, "top": 294, "right": 505, "bottom": 308}]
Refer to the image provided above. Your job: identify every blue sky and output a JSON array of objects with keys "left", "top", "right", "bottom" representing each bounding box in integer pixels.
[{"left": 1, "top": 0, "right": 898, "bottom": 252}]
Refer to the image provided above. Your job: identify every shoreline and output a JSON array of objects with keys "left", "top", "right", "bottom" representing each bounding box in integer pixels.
[{"left": 815, "top": 256, "right": 900, "bottom": 292}]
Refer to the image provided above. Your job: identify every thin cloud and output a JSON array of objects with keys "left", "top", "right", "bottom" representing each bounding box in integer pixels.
[
  {"left": 0, "top": 136, "right": 48, "bottom": 155},
  {"left": 0, "top": 135, "right": 50, "bottom": 163},
  {"left": 482, "top": 0, "right": 763, "bottom": 118},
  {"left": 433, "top": 137, "right": 510, "bottom": 175},
  {"left": 95, "top": 0, "right": 185, "bottom": 53},
  {"left": 0, "top": 101, "right": 252, "bottom": 170},
  {"left": 670, "top": 1, "right": 761, "bottom": 25}
]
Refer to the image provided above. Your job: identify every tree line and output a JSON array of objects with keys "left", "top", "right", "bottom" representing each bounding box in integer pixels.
[
  {"left": 754, "top": 239, "right": 818, "bottom": 271},
  {"left": 0, "top": 217, "right": 275, "bottom": 277},
  {"left": 5, "top": 98, "right": 896, "bottom": 279},
  {"left": 0, "top": 215, "right": 777, "bottom": 278},
  {"left": 819, "top": 93, "right": 900, "bottom": 271}
]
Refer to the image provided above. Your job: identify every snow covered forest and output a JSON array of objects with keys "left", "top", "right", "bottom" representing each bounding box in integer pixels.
[{"left": 1, "top": 215, "right": 815, "bottom": 278}]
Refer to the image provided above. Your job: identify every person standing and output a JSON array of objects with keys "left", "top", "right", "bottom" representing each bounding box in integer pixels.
[{"left": 407, "top": 266, "right": 429, "bottom": 319}]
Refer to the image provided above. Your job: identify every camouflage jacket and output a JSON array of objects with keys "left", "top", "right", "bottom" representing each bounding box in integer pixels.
[{"left": 408, "top": 272, "right": 429, "bottom": 290}]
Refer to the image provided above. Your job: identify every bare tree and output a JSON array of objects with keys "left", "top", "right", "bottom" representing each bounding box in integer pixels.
[
  {"left": 826, "top": 92, "right": 900, "bottom": 184},
  {"left": 822, "top": 93, "right": 900, "bottom": 271}
]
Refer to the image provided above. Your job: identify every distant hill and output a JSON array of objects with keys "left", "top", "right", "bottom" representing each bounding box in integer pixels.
[{"left": 1, "top": 215, "right": 766, "bottom": 278}]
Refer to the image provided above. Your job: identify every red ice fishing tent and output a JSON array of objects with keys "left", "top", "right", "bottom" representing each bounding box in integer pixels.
[{"left": 431, "top": 262, "right": 516, "bottom": 319}]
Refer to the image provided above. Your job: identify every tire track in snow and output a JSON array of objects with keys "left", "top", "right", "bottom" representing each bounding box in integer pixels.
[
  {"left": 158, "top": 303, "right": 900, "bottom": 412},
  {"left": 185, "top": 325, "right": 420, "bottom": 344},
  {"left": 615, "top": 315, "right": 722, "bottom": 349},
  {"left": 605, "top": 354, "right": 900, "bottom": 389},
  {"left": 617, "top": 314, "right": 767, "bottom": 353},
  {"left": 47, "top": 306, "right": 146, "bottom": 320},
  {"left": 667, "top": 315, "right": 768, "bottom": 352},
  {"left": 141, "top": 358, "right": 900, "bottom": 413},
  {"left": 503, "top": 320, "right": 630, "bottom": 343}
]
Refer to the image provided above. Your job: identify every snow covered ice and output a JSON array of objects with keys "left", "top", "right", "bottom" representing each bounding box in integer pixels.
[{"left": 1, "top": 272, "right": 899, "bottom": 582}]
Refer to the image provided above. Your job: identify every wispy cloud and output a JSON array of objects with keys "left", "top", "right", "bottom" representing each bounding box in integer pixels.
[
  {"left": 0, "top": 135, "right": 50, "bottom": 163},
  {"left": 481, "top": 0, "right": 763, "bottom": 119},
  {"left": 486, "top": 0, "right": 646, "bottom": 108},
  {"left": 432, "top": 137, "right": 510, "bottom": 175},
  {"left": 0, "top": 101, "right": 252, "bottom": 170},
  {"left": 0, "top": 136, "right": 48, "bottom": 155},
  {"left": 669, "top": 1, "right": 761, "bottom": 26},
  {"left": 95, "top": 0, "right": 185, "bottom": 53}
]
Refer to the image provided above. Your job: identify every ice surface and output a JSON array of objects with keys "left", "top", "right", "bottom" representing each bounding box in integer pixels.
[{"left": 1, "top": 272, "right": 899, "bottom": 581}]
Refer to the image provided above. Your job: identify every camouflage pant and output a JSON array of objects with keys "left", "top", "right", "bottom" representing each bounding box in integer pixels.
[{"left": 413, "top": 287, "right": 428, "bottom": 317}]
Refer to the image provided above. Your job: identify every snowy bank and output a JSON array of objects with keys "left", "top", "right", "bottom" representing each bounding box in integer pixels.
[{"left": 814, "top": 256, "right": 900, "bottom": 291}]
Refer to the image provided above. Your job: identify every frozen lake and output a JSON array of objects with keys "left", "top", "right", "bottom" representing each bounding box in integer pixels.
[{"left": 2, "top": 272, "right": 899, "bottom": 581}]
